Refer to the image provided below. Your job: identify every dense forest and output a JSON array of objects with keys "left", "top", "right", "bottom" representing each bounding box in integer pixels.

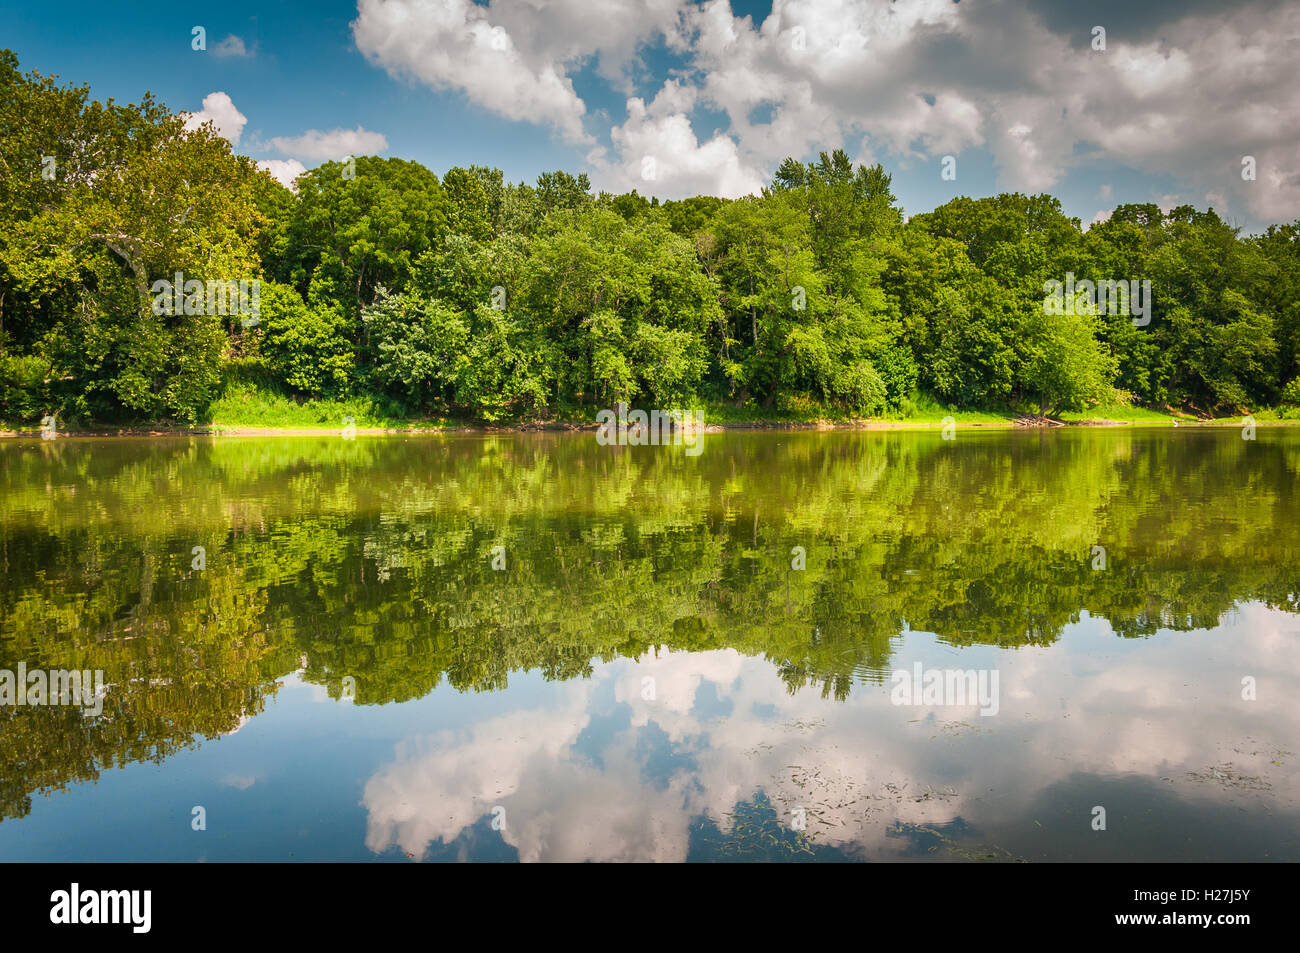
[{"left": 3, "top": 49, "right": 1300, "bottom": 426}]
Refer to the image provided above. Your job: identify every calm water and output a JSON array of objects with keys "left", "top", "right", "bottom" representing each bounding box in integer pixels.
[{"left": 1, "top": 427, "right": 1298, "bottom": 862}]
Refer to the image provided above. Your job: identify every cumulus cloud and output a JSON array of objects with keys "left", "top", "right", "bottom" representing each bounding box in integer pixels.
[
  {"left": 590, "top": 81, "right": 767, "bottom": 199},
  {"left": 345, "top": 0, "right": 1300, "bottom": 224},
  {"left": 268, "top": 127, "right": 389, "bottom": 162},
  {"left": 679, "top": 0, "right": 1300, "bottom": 221},
  {"left": 353, "top": 0, "right": 599, "bottom": 143},
  {"left": 257, "top": 158, "right": 308, "bottom": 189},
  {"left": 182, "top": 91, "right": 248, "bottom": 145}
]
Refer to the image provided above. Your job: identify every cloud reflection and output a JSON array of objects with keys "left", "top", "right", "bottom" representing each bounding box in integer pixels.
[{"left": 363, "top": 603, "right": 1300, "bottom": 861}]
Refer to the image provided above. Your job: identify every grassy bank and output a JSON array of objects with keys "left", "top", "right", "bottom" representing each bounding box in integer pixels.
[
  {"left": 204, "top": 382, "right": 432, "bottom": 431},
  {"left": 7, "top": 383, "right": 1300, "bottom": 436}
]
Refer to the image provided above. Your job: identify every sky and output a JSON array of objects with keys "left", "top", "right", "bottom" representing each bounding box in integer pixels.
[{"left": 2, "top": 0, "right": 1297, "bottom": 233}]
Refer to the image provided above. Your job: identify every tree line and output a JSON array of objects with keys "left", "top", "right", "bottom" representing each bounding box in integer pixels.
[{"left": 3, "top": 49, "right": 1299, "bottom": 425}]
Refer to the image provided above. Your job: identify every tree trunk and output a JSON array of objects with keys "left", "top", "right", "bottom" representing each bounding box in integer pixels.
[
  {"left": 88, "top": 234, "right": 150, "bottom": 317},
  {"left": 749, "top": 275, "right": 758, "bottom": 346}
]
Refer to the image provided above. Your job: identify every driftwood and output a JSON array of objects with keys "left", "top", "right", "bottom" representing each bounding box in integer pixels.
[{"left": 1014, "top": 414, "right": 1066, "bottom": 427}]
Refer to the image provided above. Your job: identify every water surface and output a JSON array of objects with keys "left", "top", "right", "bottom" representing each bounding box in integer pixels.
[{"left": 1, "top": 427, "right": 1298, "bottom": 861}]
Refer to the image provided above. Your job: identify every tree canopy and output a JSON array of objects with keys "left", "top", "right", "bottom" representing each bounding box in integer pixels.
[{"left": 3, "top": 51, "right": 1300, "bottom": 426}]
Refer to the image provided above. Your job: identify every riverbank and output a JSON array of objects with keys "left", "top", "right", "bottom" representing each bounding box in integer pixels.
[
  {"left": 4, "top": 408, "right": 1295, "bottom": 438},
  {"left": 13, "top": 377, "right": 1299, "bottom": 438}
]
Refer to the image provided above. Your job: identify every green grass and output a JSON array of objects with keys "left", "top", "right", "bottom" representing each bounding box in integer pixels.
[
  {"left": 699, "top": 396, "right": 842, "bottom": 424},
  {"left": 203, "top": 382, "right": 430, "bottom": 430},
  {"left": 1057, "top": 403, "right": 1300, "bottom": 426},
  {"left": 11, "top": 378, "right": 1300, "bottom": 433},
  {"left": 701, "top": 392, "right": 1014, "bottom": 426},
  {"left": 203, "top": 386, "right": 1014, "bottom": 432},
  {"left": 1247, "top": 406, "right": 1300, "bottom": 422},
  {"left": 885, "top": 391, "right": 1013, "bottom": 424},
  {"left": 1057, "top": 402, "right": 1185, "bottom": 424}
]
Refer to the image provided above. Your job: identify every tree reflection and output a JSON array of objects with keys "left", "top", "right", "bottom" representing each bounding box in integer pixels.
[{"left": 2, "top": 429, "right": 1298, "bottom": 818}]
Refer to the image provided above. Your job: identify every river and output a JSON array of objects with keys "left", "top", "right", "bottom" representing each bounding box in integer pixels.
[{"left": 2, "top": 427, "right": 1297, "bottom": 861}]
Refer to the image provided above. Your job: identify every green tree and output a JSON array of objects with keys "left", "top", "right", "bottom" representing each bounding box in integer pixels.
[
  {"left": 361, "top": 290, "right": 468, "bottom": 409},
  {"left": 260, "top": 280, "right": 355, "bottom": 397},
  {"left": 0, "top": 50, "right": 263, "bottom": 422},
  {"left": 285, "top": 156, "right": 448, "bottom": 313}
]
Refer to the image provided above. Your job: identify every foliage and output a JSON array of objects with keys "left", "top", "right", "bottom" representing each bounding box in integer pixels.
[
  {"left": 3, "top": 50, "right": 1300, "bottom": 425},
  {"left": 259, "top": 281, "right": 354, "bottom": 397}
]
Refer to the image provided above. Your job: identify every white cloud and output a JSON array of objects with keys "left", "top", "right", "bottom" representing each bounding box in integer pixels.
[
  {"left": 352, "top": 0, "right": 601, "bottom": 144},
  {"left": 268, "top": 127, "right": 389, "bottom": 162},
  {"left": 682, "top": 0, "right": 981, "bottom": 170},
  {"left": 1087, "top": 208, "right": 1113, "bottom": 230},
  {"left": 986, "top": 105, "right": 1072, "bottom": 193},
  {"left": 182, "top": 91, "right": 247, "bottom": 146},
  {"left": 670, "top": 0, "right": 1300, "bottom": 222},
  {"left": 343, "top": 0, "right": 1300, "bottom": 226},
  {"left": 358, "top": 605, "right": 1300, "bottom": 862},
  {"left": 212, "top": 35, "right": 251, "bottom": 58},
  {"left": 590, "top": 81, "right": 767, "bottom": 199},
  {"left": 353, "top": 0, "right": 687, "bottom": 116},
  {"left": 257, "top": 158, "right": 308, "bottom": 189}
]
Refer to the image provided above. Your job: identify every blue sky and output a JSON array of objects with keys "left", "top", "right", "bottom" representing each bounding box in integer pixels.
[{"left": 2, "top": 0, "right": 1295, "bottom": 233}]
